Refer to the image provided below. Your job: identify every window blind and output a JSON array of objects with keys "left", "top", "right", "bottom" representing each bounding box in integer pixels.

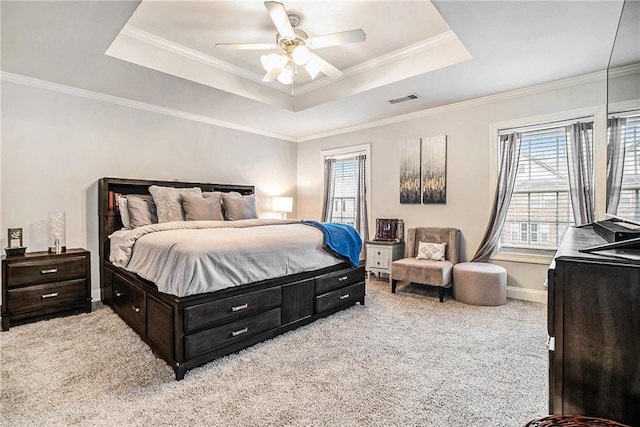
[
  {"left": 330, "top": 158, "right": 358, "bottom": 226},
  {"left": 616, "top": 115, "right": 640, "bottom": 218}
]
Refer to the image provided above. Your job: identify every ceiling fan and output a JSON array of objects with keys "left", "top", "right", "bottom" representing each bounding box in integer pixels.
[{"left": 215, "top": 1, "right": 366, "bottom": 85}]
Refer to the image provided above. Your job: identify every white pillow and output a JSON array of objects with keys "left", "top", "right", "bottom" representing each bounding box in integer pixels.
[
  {"left": 416, "top": 241, "right": 446, "bottom": 261},
  {"left": 118, "top": 197, "right": 130, "bottom": 229}
]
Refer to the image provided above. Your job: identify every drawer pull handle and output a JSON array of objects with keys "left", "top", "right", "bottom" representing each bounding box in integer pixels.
[
  {"left": 337, "top": 275, "right": 349, "bottom": 282},
  {"left": 231, "top": 303, "right": 248, "bottom": 312},
  {"left": 41, "top": 292, "right": 59, "bottom": 299},
  {"left": 114, "top": 290, "right": 122, "bottom": 297},
  {"left": 41, "top": 268, "right": 58, "bottom": 274},
  {"left": 132, "top": 305, "right": 140, "bottom": 313},
  {"left": 339, "top": 293, "right": 350, "bottom": 300},
  {"left": 231, "top": 327, "right": 248, "bottom": 337},
  {"left": 377, "top": 251, "right": 381, "bottom": 255}
]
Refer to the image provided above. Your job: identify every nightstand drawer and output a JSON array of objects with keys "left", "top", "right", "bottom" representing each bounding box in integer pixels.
[
  {"left": 6, "top": 256, "right": 87, "bottom": 288},
  {"left": 7, "top": 279, "right": 86, "bottom": 313},
  {"left": 315, "top": 282, "right": 365, "bottom": 313},
  {"left": 367, "top": 255, "right": 391, "bottom": 270},
  {"left": 315, "top": 267, "right": 365, "bottom": 294}
]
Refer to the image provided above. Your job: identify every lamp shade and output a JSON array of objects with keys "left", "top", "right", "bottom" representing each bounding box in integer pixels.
[{"left": 272, "top": 196, "right": 293, "bottom": 213}]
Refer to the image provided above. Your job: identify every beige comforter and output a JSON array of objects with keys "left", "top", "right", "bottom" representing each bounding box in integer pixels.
[{"left": 109, "top": 219, "right": 342, "bottom": 297}]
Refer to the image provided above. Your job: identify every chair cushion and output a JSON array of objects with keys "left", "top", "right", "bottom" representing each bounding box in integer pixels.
[{"left": 391, "top": 258, "right": 454, "bottom": 287}]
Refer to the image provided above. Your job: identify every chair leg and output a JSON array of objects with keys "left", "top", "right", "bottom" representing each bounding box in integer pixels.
[
  {"left": 391, "top": 279, "right": 398, "bottom": 293},
  {"left": 439, "top": 287, "right": 444, "bottom": 303}
]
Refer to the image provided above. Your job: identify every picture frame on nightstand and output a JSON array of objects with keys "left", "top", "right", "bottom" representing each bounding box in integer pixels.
[{"left": 374, "top": 218, "right": 404, "bottom": 242}]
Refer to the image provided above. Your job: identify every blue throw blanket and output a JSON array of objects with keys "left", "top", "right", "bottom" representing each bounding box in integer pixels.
[{"left": 301, "top": 220, "right": 362, "bottom": 268}]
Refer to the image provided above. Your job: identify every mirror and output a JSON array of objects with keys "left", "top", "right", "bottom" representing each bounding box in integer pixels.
[{"left": 606, "top": 0, "right": 640, "bottom": 219}]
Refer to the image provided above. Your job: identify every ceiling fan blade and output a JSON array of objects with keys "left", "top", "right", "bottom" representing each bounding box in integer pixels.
[
  {"left": 308, "top": 52, "right": 343, "bottom": 79},
  {"left": 215, "top": 43, "right": 277, "bottom": 50},
  {"left": 264, "top": 1, "right": 294, "bottom": 39},
  {"left": 308, "top": 29, "right": 366, "bottom": 49}
]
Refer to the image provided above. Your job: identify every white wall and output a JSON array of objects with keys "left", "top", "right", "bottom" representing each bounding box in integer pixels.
[
  {"left": 1, "top": 81, "right": 297, "bottom": 301},
  {"left": 297, "top": 75, "right": 612, "bottom": 303}
]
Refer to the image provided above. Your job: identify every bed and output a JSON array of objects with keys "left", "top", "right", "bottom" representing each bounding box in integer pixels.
[{"left": 99, "top": 177, "right": 365, "bottom": 380}]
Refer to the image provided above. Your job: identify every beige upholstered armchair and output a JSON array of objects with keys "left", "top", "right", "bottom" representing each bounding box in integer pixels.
[{"left": 391, "top": 227, "right": 461, "bottom": 302}]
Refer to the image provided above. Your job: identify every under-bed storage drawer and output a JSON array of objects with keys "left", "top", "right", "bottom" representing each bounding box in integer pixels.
[
  {"left": 315, "top": 267, "right": 365, "bottom": 294},
  {"left": 112, "top": 273, "right": 146, "bottom": 335},
  {"left": 315, "top": 282, "right": 365, "bottom": 313},
  {"left": 184, "top": 308, "right": 281, "bottom": 359},
  {"left": 184, "top": 286, "right": 281, "bottom": 333}
]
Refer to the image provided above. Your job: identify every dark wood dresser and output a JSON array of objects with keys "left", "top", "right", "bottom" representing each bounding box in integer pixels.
[
  {"left": 547, "top": 226, "right": 640, "bottom": 425},
  {"left": 1, "top": 248, "right": 91, "bottom": 331}
]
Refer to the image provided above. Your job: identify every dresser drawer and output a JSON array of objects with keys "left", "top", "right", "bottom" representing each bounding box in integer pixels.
[
  {"left": 316, "top": 267, "right": 365, "bottom": 294},
  {"left": 112, "top": 274, "right": 146, "bottom": 335},
  {"left": 185, "top": 308, "right": 281, "bottom": 359},
  {"left": 315, "top": 282, "right": 365, "bottom": 313},
  {"left": 7, "top": 279, "right": 86, "bottom": 313},
  {"left": 6, "top": 256, "right": 87, "bottom": 288},
  {"left": 184, "top": 286, "right": 281, "bottom": 333}
]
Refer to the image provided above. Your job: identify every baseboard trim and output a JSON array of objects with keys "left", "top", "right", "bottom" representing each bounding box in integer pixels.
[{"left": 507, "top": 286, "right": 547, "bottom": 304}]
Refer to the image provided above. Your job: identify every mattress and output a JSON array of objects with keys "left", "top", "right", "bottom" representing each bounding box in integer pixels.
[{"left": 109, "top": 219, "right": 342, "bottom": 297}]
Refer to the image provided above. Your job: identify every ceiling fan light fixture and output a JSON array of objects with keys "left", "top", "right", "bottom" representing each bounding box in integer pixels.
[
  {"left": 291, "top": 45, "right": 310, "bottom": 65},
  {"left": 277, "top": 65, "right": 293, "bottom": 84},
  {"left": 261, "top": 53, "right": 285, "bottom": 73}
]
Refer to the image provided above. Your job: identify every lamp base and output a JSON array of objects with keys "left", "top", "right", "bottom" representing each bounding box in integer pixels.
[{"left": 48, "top": 246, "right": 67, "bottom": 254}]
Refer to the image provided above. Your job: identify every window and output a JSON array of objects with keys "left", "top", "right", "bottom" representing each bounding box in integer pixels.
[
  {"left": 328, "top": 158, "right": 358, "bottom": 226},
  {"left": 614, "top": 114, "right": 640, "bottom": 218},
  {"left": 321, "top": 145, "right": 370, "bottom": 240},
  {"left": 499, "top": 121, "right": 593, "bottom": 251}
]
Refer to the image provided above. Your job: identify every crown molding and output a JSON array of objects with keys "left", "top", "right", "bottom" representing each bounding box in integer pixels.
[
  {"left": 0, "top": 71, "right": 297, "bottom": 142},
  {"left": 4, "top": 62, "right": 631, "bottom": 144},
  {"left": 294, "top": 31, "right": 458, "bottom": 95},
  {"left": 297, "top": 69, "right": 609, "bottom": 142},
  {"left": 120, "top": 26, "right": 280, "bottom": 89}
]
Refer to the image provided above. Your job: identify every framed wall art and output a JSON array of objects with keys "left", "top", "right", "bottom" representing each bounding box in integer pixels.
[{"left": 399, "top": 135, "right": 447, "bottom": 205}]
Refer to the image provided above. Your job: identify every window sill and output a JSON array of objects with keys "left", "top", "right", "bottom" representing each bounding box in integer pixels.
[{"left": 491, "top": 251, "right": 554, "bottom": 265}]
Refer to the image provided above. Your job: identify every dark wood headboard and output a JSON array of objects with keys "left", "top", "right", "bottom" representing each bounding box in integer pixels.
[{"left": 98, "top": 177, "right": 254, "bottom": 294}]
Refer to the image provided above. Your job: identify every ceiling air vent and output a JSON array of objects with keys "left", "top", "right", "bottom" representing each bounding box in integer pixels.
[{"left": 387, "top": 93, "right": 420, "bottom": 105}]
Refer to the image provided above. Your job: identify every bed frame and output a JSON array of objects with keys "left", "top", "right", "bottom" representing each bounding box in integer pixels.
[{"left": 99, "top": 177, "right": 365, "bottom": 380}]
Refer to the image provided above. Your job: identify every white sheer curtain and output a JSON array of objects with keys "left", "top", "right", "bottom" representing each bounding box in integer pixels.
[
  {"left": 565, "top": 122, "right": 595, "bottom": 225},
  {"left": 471, "top": 132, "right": 521, "bottom": 262},
  {"left": 606, "top": 117, "right": 627, "bottom": 215}
]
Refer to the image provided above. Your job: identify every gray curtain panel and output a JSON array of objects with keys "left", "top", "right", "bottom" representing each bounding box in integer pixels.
[
  {"left": 355, "top": 154, "right": 369, "bottom": 241},
  {"left": 565, "top": 122, "right": 595, "bottom": 225},
  {"left": 321, "top": 158, "right": 336, "bottom": 222},
  {"left": 606, "top": 117, "right": 627, "bottom": 215},
  {"left": 471, "top": 132, "right": 522, "bottom": 262}
]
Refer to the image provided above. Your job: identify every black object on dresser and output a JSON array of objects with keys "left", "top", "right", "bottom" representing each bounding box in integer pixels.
[
  {"left": 547, "top": 226, "right": 640, "bottom": 426},
  {"left": 1, "top": 249, "right": 91, "bottom": 331}
]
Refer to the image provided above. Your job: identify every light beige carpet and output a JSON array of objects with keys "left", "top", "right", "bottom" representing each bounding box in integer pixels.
[{"left": 0, "top": 279, "right": 547, "bottom": 426}]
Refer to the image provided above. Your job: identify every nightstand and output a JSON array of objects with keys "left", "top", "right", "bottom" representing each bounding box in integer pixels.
[
  {"left": 365, "top": 241, "right": 404, "bottom": 284},
  {"left": 1, "top": 248, "right": 91, "bottom": 331}
]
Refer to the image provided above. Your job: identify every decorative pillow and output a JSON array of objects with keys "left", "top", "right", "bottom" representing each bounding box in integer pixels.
[
  {"left": 416, "top": 241, "right": 447, "bottom": 261},
  {"left": 182, "top": 194, "right": 224, "bottom": 221},
  {"left": 148, "top": 185, "right": 202, "bottom": 223},
  {"left": 203, "top": 191, "right": 223, "bottom": 200},
  {"left": 126, "top": 195, "right": 157, "bottom": 228},
  {"left": 221, "top": 192, "right": 258, "bottom": 221},
  {"left": 117, "top": 196, "right": 130, "bottom": 229}
]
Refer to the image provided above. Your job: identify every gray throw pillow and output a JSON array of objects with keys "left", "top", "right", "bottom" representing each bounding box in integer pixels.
[
  {"left": 126, "top": 195, "right": 157, "bottom": 228},
  {"left": 149, "top": 185, "right": 202, "bottom": 223},
  {"left": 182, "top": 194, "right": 224, "bottom": 221},
  {"left": 221, "top": 192, "right": 258, "bottom": 220}
]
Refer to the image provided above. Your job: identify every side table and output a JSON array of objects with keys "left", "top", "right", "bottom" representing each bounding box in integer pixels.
[
  {"left": 1, "top": 248, "right": 91, "bottom": 331},
  {"left": 365, "top": 240, "right": 404, "bottom": 284}
]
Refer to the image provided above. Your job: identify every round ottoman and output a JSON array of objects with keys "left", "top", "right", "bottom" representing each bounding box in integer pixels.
[{"left": 453, "top": 262, "right": 507, "bottom": 306}]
